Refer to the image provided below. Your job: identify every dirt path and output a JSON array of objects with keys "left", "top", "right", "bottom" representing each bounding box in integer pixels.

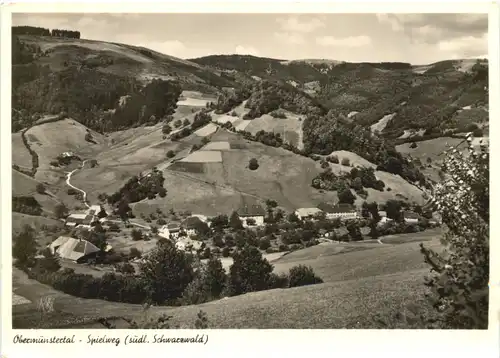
[{"left": 65, "top": 160, "right": 90, "bottom": 208}]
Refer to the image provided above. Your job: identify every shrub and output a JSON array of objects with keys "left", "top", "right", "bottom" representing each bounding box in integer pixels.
[
  {"left": 54, "top": 203, "right": 69, "bottom": 219},
  {"left": 259, "top": 237, "right": 271, "bottom": 250},
  {"left": 248, "top": 158, "right": 259, "bottom": 170},
  {"left": 131, "top": 229, "right": 143, "bottom": 241},
  {"left": 268, "top": 272, "right": 289, "bottom": 289},
  {"left": 117, "top": 262, "right": 135, "bottom": 275},
  {"left": 128, "top": 247, "right": 142, "bottom": 260},
  {"left": 328, "top": 155, "right": 339, "bottom": 164},
  {"left": 410, "top": 142, "right": 418, "bottom": 149},
  {"left": 341, "top": 158, "right": 350, "bottom": 166},
  {"left": 166, "top": 150, "right": 175, "bottom": 158},
  {"left": 13, "top": 225, "right": 38, "bottom": 269},
  {"left": 36, "top": 183, "right": 46, "bottom": 194},
  {"left": 288, "top": 265, "right": 323, "bottom": 287}
]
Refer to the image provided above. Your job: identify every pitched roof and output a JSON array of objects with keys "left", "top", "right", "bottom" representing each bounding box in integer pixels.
[
  {"left": 49, "top": 236, "right": 100, "bottom": 261},
  {"left": 167, "top": 223, "right": 181, "bottom": 231},
  {"left": 237, "top": 204, "right": 266, "bottom": 217},
  {"left": 404, "top": 211, "right": 420, "bottom": 219},
  {"left": 317, "top": 202, "right": 356, "bottom": 213},
  {"left": 378, "top": 211, "right": 387, "bottom": 217},
  {"left": 182, "top": 216, "right": 204, "bottom": 229},
  {"left": 295, "top": 208, "right": 323, "bottom": 217}
]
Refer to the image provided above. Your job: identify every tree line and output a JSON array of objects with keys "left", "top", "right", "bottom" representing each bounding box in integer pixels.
[{"left": 12, "top": 26, "right": 80, "bottom": 39}]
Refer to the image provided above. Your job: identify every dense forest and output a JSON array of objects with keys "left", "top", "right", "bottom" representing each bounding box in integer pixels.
[
  {"left": 12, "top": 34, "right": 182, "bottom": 133},
  {"left": 12, "top": 26, "right": 80, "bottom": 39}
]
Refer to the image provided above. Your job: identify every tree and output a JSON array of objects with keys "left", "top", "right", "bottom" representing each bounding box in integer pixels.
[
  {"left": 420, "top": 133, "right": 489, "bottom": 328},
  {"left": 338, "top": 187, "right": 356, "bottom": 205},
  {"left": 117, "top": 262, "right": 135, "bottom": 275},
  {"left": 34, "top": 248, "right": 61, "bottom": 273},
  {"left": 205, "top": 256, "right": 227, "bottom": 299},
  {"left": 229, "top": 211, "right": 243, "bottom": 230},
  {"left": 227, "top": 245, "right": 273, "bottom": 296},
  {"left": 162, "top": 124, "right": 172, "bottom": 135},
  {"left": 139, "top": 240, "right": 194, "bottom": 304},
  {"left": 54, "top": 203, "right": 69, "bottom": 219},
  {"left": 385, "top": 200, "right": 403, "bottom": 222},
  {"left": 36, "top": 183, "right": 46, "bottom": 194},
  {"left": 13, "top": 225, "right": 38, "bottom": 269},
  {"left": 410, "top": 142, "right": 418, "bottom": 149},
  {"left": 97, "top": 205, "right": 107, "bottom": 219},
  {"left": 131, "top": 229, "right": 143, "bottom": 241},
  {"left": 173, "top": 119, "right": 182, "bottom": 128},
  {"left": 341, "top": 158, "right": 350, "bottom": 166},
  {"left": 166, "top": 150, "right": 175, "bottom": 158},
  {"left": 183, "top": 118, "right": 190, "bottom": 127},
  {"left": 248, "top": 158, "right": 259, "bottom": 170}
]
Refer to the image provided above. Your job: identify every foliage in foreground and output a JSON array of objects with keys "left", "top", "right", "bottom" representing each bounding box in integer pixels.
[{"left": 420, "top": 133, "right": 489, "bottom": 329}]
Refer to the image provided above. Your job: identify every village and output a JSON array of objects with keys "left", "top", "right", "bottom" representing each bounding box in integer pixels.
[{"left": 48, "top": 197, "right": 438, "bottom": 276}]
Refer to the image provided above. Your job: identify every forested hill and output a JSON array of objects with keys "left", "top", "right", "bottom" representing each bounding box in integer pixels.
[{"left": 12, "top": 30, "right": 488, "bottom": 141}]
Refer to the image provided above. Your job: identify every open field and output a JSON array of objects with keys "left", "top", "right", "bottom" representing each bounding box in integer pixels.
[
  {"left": 244, "top": 112, "right": 304, "bottom": 148},
  {"left": 12, "top": 132, "right": 33, "bottom": 169},
  {"left": 12, "top": 229, "right": 442, "bottom": 328},
  {"left": 180, "top": 150, "right": 223, "bottom": 163},
  {"left": 194, "top": 123, "right": 218, "bottom": 137},
  {"left": 12, "top": 213, "right": 64, "bottom": 239},
  {"left": 202, "top": 141, "right": 231, "bottom": 151}
]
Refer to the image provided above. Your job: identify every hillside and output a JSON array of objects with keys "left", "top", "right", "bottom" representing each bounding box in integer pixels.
[
  {"left": 193, "top": 54, "right": 489, "bottom": 140},
  {"left": 12, "top": 230, "right": 443, "bottom": 328}
]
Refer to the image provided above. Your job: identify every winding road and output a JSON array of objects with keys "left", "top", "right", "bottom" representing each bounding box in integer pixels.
[
  {"left": 65, "top": 160, "right": 90, "bottom": 208},
  {"left": 64, "top": 159, "right": 151, "bottom": 230}
]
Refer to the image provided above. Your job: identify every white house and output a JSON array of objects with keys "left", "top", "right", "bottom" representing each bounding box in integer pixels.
[
  {"left": 317, "top": 203, "right": 358, "bottom": 220},
  {"left": 403, "top": 211, "right": 420, "bottom": 224},
  {"left": 377, "top": 211, "right": 393, "bottom": 225},
  {"left": 181, "top": 216, "right": 205, "bottom": 237},
  {"left": 294, "top": 207, "right": 323, "bottom": 220},
  {"left": 237, "top": 204, "right": 266, "bottom": 227},
  {"left": 159, "top": 223, "right": 181, "bottom": 240}
]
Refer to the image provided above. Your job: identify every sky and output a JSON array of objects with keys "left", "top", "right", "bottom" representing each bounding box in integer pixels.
[{"left": 12, "top": 13, "right": 488, "bottom": 64}]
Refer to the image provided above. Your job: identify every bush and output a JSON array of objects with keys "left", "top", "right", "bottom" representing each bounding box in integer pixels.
[
  {"left": 157, "top": 218, "right": 167, "bottom": 225},
  {"left": 117, "top": 262, "right": 135, "bottom": 275},
  {"left": 36, "top": 183, "right": 46, "bottom": 194},
  {"left": 341, "top": 158, "right": 350, "bottom": 166},
  {"left": 131, "top": 229, "right": 143, "bottom": 241},
  {"left": 288, "top": 265, "right": 323, "bottom": 288},
  {"left": 328, "top": 155, "right": 339, "bottom": 164},
  {"left": 258, "top": 237, "right": 271, "bottom": 250},
  {"left": 248, "top": 158, "right": 259, "bottom": 170},
  {"left": 54, "top": 203, "right": 69, "bottom": 219},
  {"left": 166, "top": 150, "right": 175, "bottom": 158},
  {"left": 268, "top": 272, "right": 289, "bottom": 289}
]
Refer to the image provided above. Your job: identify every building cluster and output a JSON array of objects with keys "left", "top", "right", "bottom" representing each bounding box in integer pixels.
[{"left": 65, "top": 205, "right": 104, "bottom": 229}]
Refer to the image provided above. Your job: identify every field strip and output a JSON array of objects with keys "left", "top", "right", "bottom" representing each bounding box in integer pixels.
[{"left": 166, "top": 170, "right": 266, "bottom": 202}]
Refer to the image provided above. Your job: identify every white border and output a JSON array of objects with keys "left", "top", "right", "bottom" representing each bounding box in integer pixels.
[{"left": 1, "top": 2, "right": 499, "bottom": 358}]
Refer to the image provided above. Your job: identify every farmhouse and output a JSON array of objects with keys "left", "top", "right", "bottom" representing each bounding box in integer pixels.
[
  {"left": 317, "top": 203, "right": 358, "bottom": 220},
  {"left": 159, "top": 223, "right": 181, "bottom": 240},
  {"left": 378, "top": 211, "right": 393, "bottom": 225},
  {"left": 49, "top": 236, "right": 100, "bottom": 263},
  {"left": 181, "top": 216, "right": 204, "bottom": 237},
  {"left": 237, "top": 204, "right": 266, "bottom": 227},
  {"left": 403, "top": 211, "right": 420, "bottom": 224},
  {"left": 65, "top": 213, "right": 93, "bottom": 228},
  {"left": 295, "top": 207, "right": 323, "bottom": 220}
]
